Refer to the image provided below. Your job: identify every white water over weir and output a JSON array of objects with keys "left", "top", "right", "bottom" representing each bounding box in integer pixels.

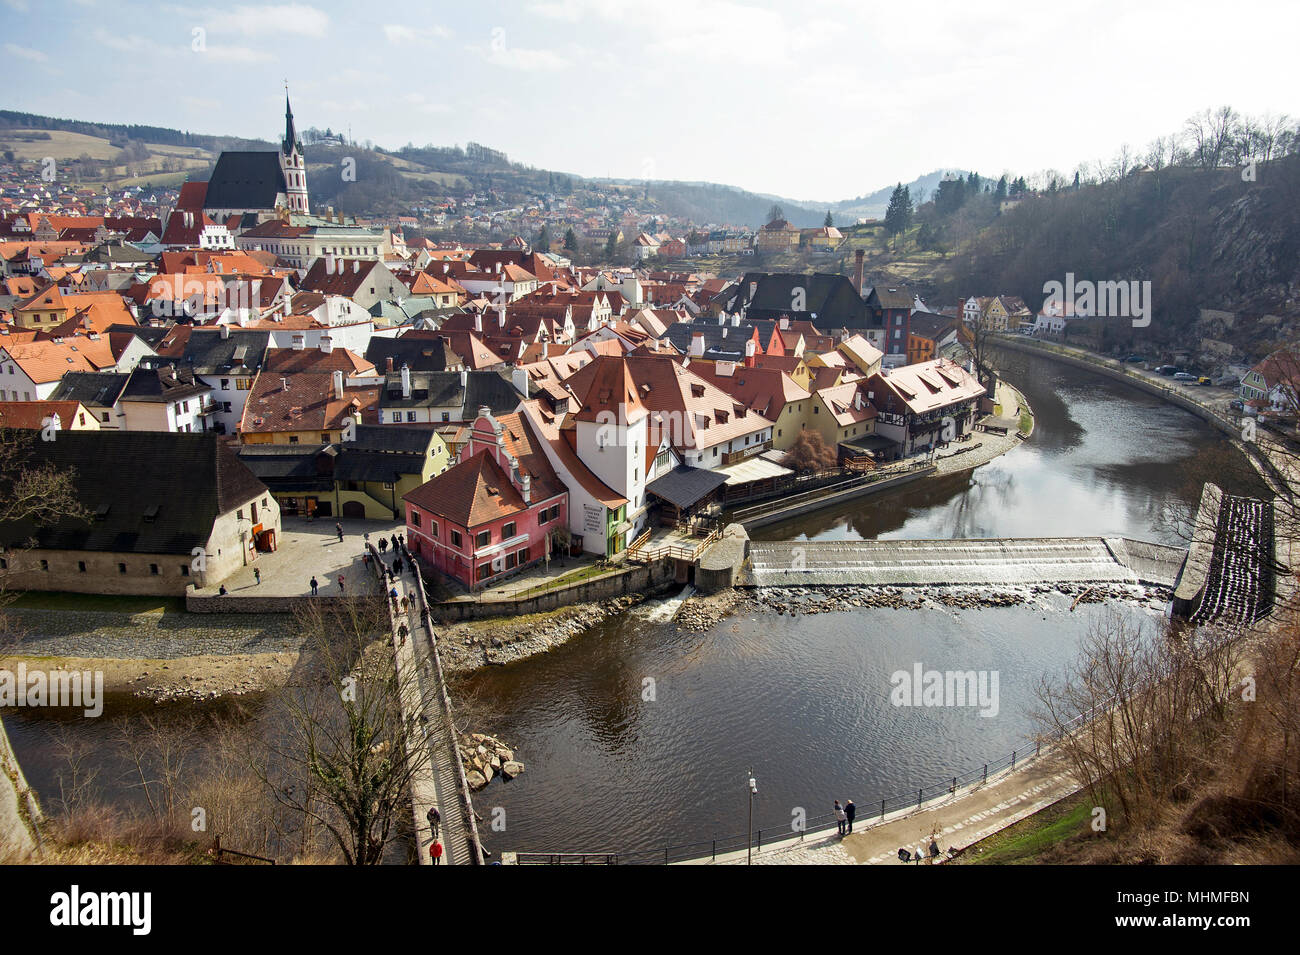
[{"left": 745, "top": 537, "right": 1185, "bottom": 588}]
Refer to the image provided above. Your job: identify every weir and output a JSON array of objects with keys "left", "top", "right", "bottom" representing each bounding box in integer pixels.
[{"left": 743, "top": 537, "right": 1185, "bottom": 588}]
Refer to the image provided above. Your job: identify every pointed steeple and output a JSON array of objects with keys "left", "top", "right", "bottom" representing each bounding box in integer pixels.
[{"left": 282, "top": 88, "right": 299, "bottom": 156}]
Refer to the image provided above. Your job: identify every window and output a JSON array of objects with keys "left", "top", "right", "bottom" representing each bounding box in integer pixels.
[
  {"left": 237, "top": 509, "right": 244, "bottom": 520},
  {"left": 39, "top": 559, "right": 48, "bottom": 571},
  {"left": 410, "top": 510, "right": 421, "bottom": 527},
  {"left": 150, "top": 563, "right": 159, "bottom": 575},
  {"left": 477, "top": 563, "right": 492, "bottom": 581},
  {"left": 431, "top": 523, "right": 438, "bottom": 539},
  {"left": 476, "top": 530, "right": 491, "bottom": 547},
  {"left": 289, "top": 436, "right": 299, "bottom": 444},
  {"left": 321, "top": 433, "right": 330, "bottom": 443},
  {"left": 503, "top": 522, "right": 516, "bottom": 539},
  {"left": 451, "top": 530, "right": 462, "bottom": 548},
  {"left": 78, "top": 561, "right": 86, "bottom": 573},
  {"left": 407, "top": 411, "right": 417, "bottom": 422},
  {"left": 118, "top": 562, "right": 127, "bottom": 574},
  {"left": 441, "top": 412, "right": 450, "bottom": 422},
  {"left": 391, "top": 412, "right": 401, "bottom": 423},
  {"left": 180, "top": 565, "right": 189, "bottom": 576},
  {"left": 518, "top": 547, "right": 530, "bottom": 564}
]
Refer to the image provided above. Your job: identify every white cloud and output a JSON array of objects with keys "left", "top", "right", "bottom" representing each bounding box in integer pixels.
[
  {"left": 383, "top": 24, "right": 450, "bottom": 45},
  {"left": 472, "top": 42, "right": 570, "bottom": 72},
  {"left": 4, "top": 43, "right": 47, "bottom": 62},
  {"left": 200, "top": 4, "right": 330, "bottom": 39}
]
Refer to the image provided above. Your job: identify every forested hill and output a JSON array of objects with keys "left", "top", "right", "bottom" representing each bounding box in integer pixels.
[{"left": 926, "top": 156, "right": 1300, "bottom": 354}]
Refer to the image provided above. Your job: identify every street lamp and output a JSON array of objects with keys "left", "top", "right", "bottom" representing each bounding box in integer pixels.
[{"left": 747, "top": 769, "right": 758, "bottom": 865}]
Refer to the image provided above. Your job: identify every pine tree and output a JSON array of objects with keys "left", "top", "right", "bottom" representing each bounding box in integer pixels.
[
  {"left": 824, "top": 210, "right": 833, "bottom": 228},
  {"left": 564, "top": 227, "right": 578, "bottom": 252},
  {"left": 884, "top": 184, "right": 913, "bottom": 249}
]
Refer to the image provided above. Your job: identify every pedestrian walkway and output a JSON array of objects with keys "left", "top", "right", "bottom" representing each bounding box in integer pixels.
[
  {"left": 196, "top": 517, "right": 404, "bottom": 597},
  {"left": 375, "top": 547, "right": 480, "bottom": 865},
  {"left": 680, "top": 745, "right": 1079, "bottom": 865}
]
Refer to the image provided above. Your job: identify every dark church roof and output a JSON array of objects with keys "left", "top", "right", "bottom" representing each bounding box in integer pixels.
[
  {"left": 203, "top": 151, "right": 287, "bottom": 211},
  {"left": 0, "top": 431, "right": 267, "bottom": 555}
]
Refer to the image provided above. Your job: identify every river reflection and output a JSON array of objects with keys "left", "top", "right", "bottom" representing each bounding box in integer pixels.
[{"left": 752, "top": 350, "right": 1266, "bottom": 543}]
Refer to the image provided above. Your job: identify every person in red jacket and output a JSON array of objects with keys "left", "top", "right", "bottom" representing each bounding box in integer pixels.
[{"left": 430, "top": 840, "right": 443, "bottom": 865}]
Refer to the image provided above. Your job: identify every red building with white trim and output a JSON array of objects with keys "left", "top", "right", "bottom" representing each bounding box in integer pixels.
[{"left": 403, "top": 409, "right": 567, "bottom": 589}]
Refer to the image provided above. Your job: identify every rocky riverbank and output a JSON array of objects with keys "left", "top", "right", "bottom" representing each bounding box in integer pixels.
[
  {"left": 460, "top": 732, "right": 524, "bottom": 791},
  {"left": 438, "top": 594, "right": 646, "bottom": 672}
]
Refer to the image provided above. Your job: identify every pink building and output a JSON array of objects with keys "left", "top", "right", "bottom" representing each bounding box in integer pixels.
[{"left": 403, "top": 410, "right": 567, "bottom": 589}]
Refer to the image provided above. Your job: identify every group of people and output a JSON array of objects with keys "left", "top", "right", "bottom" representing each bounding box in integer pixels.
[
  {"left": 426, "top": 806, "right": 443, "bottom": 865},
  {"left": 833, "top": 799, "right": 856, "bottom": 836}
]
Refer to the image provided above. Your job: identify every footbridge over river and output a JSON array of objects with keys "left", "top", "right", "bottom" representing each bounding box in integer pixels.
[{"left": 742, "top": 537, "right": 1186, "bottom": 589}]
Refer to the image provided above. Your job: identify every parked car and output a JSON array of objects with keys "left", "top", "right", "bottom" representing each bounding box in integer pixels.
[
  {"left": 1173, "top": 372, "right": 1196, "bottom": 382},
  {"left": 1123, "top": 354, "right": 1145, "bottom": 363},
  {"left": 1229, "top": 399, "right": 1244, "bottom": 411},
  {"left": 1196, "top": 376, "right": 1212, "bottom": 386},
  {"left": 1155, "top": 365, "right": 1179, "bottom": 376}
]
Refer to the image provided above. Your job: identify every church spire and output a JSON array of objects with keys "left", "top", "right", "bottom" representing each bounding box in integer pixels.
[{"left": 282, "top": 84, "right": 299, "bottom": 156}]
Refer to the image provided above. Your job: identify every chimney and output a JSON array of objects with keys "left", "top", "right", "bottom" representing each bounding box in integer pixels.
[
  {"left": 460, "top": 368, "right": 468, "bottom": 389},
  {"left": 854, "top": 249, "right": 865, "bottom": 294},
  {"left": 521, "top": 473, "right": 531, "bottom": 503},
  {"left": 353, "top": 260, "right": 360, "bottom": 273},
  {"left": 220, "top": 323, "right": 229, "bottom": 339},
  {"left": 332, "top": 369, "right": 344, "bottom": 400},
  {"left": 320, "top": 335, "right": 334, "bottom": 353},
  {"left": 401, "top": 364, "right": 411, "bottom": 398},
  {"left": 780, "top": 316, "right": 789, "bottom": 330},
  {"left": 386, "top": 356, "right": 394, "bottom": 372},
  {"left": 474, "top": 312, "right": 482, "bottom": 333},
  {"left": 745, "top": 338, "right": 756, "bottom": 367},
  {"left": 690, "top": 332, "right": 704, "bottom": 357},
  {"left": 280, "top": 377, "right": 290, "bottom": 391}
]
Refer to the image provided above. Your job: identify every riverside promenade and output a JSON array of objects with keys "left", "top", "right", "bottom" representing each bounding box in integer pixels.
[{"left": 689, "top": 745, "right": 1078, "bottom": 865}]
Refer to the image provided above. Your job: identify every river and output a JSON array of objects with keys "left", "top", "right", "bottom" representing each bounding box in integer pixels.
[{"left": 3, "top": 350, "right": 1267, "bottom": 860}]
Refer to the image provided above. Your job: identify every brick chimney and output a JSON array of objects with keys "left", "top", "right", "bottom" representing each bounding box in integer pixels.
[{"left": 853, "top": 249, "right": 865, "bottom": 294}]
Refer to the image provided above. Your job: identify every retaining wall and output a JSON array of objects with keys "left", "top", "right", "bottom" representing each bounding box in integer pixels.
[
  {"left": 430, "top": 559, "right": 679, "bottom": 623},
  {"left": 737, "top": 467, "right": 936, "bottom": 530}
]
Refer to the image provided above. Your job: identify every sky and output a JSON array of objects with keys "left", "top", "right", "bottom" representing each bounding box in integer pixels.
[{"left": 2, "top": 0, "right": 1298, "bottom": 202}]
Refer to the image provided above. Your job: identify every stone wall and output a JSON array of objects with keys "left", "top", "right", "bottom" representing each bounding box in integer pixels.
[
  {"left": 430, "top": 558, "right": 678, "bottom": 623},
  {"left": 0, "top": 713, "right": 42, "bottom": 861}
]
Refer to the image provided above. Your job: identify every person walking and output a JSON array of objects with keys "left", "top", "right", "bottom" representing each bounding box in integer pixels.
[
  {"left": 401, "top": 594, "right": 410, "bottom": 614},
  {"left": 397, "top": 622, "right": 409, "bottom": 646},
  {"left": 336, "top": 522, "right": 344, "bottom": 543},
  {"left": 378, "top": 538, "right": 388, "bottom": 555},
  {"left": 253, "top": 567, "right": 261, "bottom": 586},
  {"left": 364, "top": 532, "right": 370, "bottom": 544},
  {"left": 834, "top": 800, "right": 847, "bottom": 837},
  {"left": 310, "top": 576, "right": 319, "bottom": 596},
  {"left": 337, "top": 574, "right": 345, "bottom": 593},
  {"left": 844, "top": 799, "right": 856, "bottom": 834},
  {"left": 430, "top": 839, "right": 443, "bottom": 865},
  {"left": 426, "top": 806, "right": 441, "bottom": 840},
  {"left": 390, "top": 534, "right": 399, "bottom": 553},
  {"left": 393, "top": 556, "right": 403, "bottom": 576}
]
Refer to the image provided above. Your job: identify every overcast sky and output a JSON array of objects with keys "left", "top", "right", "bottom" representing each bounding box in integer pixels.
[{"left": 4, "top": 0, "right": 1297, "bottom": 201}]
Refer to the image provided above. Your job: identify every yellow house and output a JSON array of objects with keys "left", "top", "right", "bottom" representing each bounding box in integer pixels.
[
  {"left": 810, "top": 380, "right": 878, "bottom": 451},
  {"left": 238, "top": 425, "right": 451, "bottom": 521}
]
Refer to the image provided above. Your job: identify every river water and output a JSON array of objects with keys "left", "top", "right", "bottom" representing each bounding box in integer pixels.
[{"left": 3, "top": 350, "right": 1267, "bottom": 860}]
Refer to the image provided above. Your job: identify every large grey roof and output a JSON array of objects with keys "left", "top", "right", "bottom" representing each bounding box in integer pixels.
[{"left": 203, "top": 151, "right": 287, "bottom": 211}]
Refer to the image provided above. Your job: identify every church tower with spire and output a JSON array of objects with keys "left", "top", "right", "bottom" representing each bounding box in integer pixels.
[{"left": 280, "top": 90, "right": 309, "bottom": 214}]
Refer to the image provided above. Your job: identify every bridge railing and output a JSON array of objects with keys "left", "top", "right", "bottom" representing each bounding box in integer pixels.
[{"left": 402, "top": 541, "right": 486, "bottom": 866}]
